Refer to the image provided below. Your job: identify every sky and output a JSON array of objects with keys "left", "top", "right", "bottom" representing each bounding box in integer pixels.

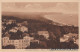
[
  {"left": 2, "top": 2, "right": 78, "bottom": 14},
  {"left": 2, "top": 2, "right": 78, "bottom": 26}
]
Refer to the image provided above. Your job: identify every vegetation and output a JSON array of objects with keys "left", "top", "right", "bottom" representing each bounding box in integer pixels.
[
  {"left": 2, "top": 45, "right": 15, "bottom": 49},
  {"left": 2, "top": 15, "right": 79, "bottom": 49}
]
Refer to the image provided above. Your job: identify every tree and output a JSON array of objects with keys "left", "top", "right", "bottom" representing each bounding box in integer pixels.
[
  {"left": 2, "top": 45, "right": 15, "bottom": 49},
  {"left": 59, "top": 41, "right": 79, "bottom": 49}
]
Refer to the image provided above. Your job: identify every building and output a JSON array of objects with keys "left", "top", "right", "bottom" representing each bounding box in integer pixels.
[
  {"left": 9, "top": 27, "right": 19, "bottom": 33},
  {"left": 31, "top": 40, "right": 39, "bottom": 44},
  {"left": 2, "top": 26, "right": 6, "bottom": 31},
  {"left": 67, "top": 33, "right": 78, "bottom": 39},
  {"left": 9, "top": 28, "right": 18, "bottom": 33},
  {"left": 4, "top": 32, "right": 10, "bottom": 37},
  {"left": 9, "top": 26, "right": 28, "bottom": 33},
  {"left": 19, "top": 26, "right": 28, "bottom": 33},
  {"left": 17, "top": 21, "right": 28, "bottom": 27},
  {"left": 17, "top": 23, "right": 22, "bottom": 27},
  {"left": 22, "top": 21, "right": 28, "bottom": 26},
  {"left": 6, "top": 20, "right": 16, "bottom": 25},
  {"left": 60, "top": 33, "right": 78, "bottom": 43},
  {"left": 74, "top": 39, "right": 79, "bottom": 46},
  {"left": 37, "top": 31, "right": 49, "bottom": 39},
  {"left": 2, "top": 36, "right": 34, "bottom": 49},
  {"left": 60, "top": 36, "right": 69, "bottom": 42},
  {"left": 2, "top": 37, "right": 9, "bottom": 46}
]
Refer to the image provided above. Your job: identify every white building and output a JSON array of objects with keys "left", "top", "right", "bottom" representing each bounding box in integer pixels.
[
  {"left": 2, "top": 36, "right": 34, "bottom": 49},
  {"left": 60, "top": 36, "right": 69, "bottom": 42},
  {"left": 22, "top": 21, "right": 28, "bottom": 26},
  {"left": 38, "top": 31, "right": 49, "bottom": 39},
  {"left": 60, "top": 33, "right": 78, "bottom": 43},
  {"left": 19, "top": 26, "right": 28, "bottom": 32},
  {"left": 9, "top": 28, "right": 18, "bottom": 33},
  {"left": 9, "top": 26, "right": 28, "bottom": 33},
  {"left": 17, "top": 23, "right": 22, "bottom": 27},
  {"left": 2, "top": 37, "right": 9, "bottom": 46},
  {"left": 6, "top": 20, "right": 16, "bottom": 25}
]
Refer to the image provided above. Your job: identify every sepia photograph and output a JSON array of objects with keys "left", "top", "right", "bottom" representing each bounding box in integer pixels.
[{"left": 1, "top": 2, "right": 79, "bottom": 49}]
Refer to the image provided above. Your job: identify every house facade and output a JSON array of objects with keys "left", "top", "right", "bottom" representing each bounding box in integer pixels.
[
  {"left": 2, "top": 36, "right": 34, "bottom": 49},
  {"left": 60, "top": 33, "right": 78, "bottom": 43},
  {"left": 38, "top": 31, "right": 49, "bottom": 39}
]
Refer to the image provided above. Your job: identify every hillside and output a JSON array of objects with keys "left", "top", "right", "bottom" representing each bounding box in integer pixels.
[
  {"left": 2, "top": 15, "right": 78, "bottom": 37},
  {"left": 2, "top": 15, "right": 79, "bottom": 49}
]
